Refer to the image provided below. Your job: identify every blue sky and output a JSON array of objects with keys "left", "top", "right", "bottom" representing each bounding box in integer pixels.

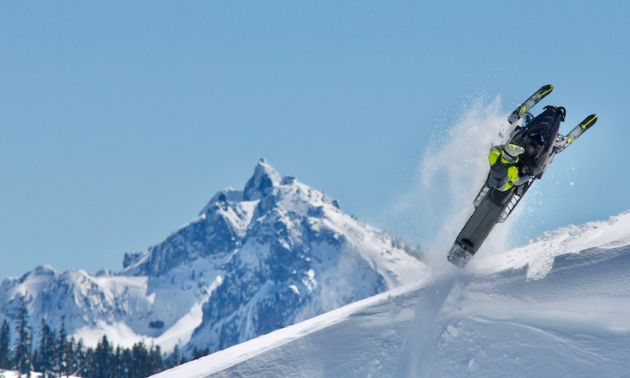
[{"left": 1, "top": 1, "right": 628, "bottom": 279}]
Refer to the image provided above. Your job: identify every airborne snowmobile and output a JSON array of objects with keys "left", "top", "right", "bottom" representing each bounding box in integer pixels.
[{"left": 447, "top": 85, "right": 598, "bottom": 268}]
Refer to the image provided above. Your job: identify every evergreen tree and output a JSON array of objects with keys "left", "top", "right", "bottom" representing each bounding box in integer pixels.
[
  {"left": 81, "top": 345, "right": 95, "bottom": 378},
  {"left": 179, "top": 351, "right": 189, "bottom": 366},
  {"left": 0, "top": 319, "right": 12, "bottom": 369},
  {"left": 55, "top": 316, "right": 68, "bottom": 376},
  {"left": 129, "top": 341, "right": 150, "bottom": 378},
  {"left": 0, "top": 309, "right": 176, "bottom": 378},
  {"left": 192, "top": 345, "right": 209, "bottom": 360},
  {"left": 120, "top": 347, "right": 133, "bottom": 378},
  {"left": 93, "top": 335, "right": 114, "bottom": 378},
  {"left": 164, "top": 344, "right": 180, "bottom": 369},
  {"left": 113, "top": 345, "right": 126, "bottom": 378},
  {"left": 35, "top": 319, "right": 56, "bottom": 377},
  {"left": 73, "top": 338, "right": 87, "bottom": 378},
  {"left": 13, "top": 295, "right": 32, "bottom": 377},
  {"left": 31, "top": 349, "right": 41, "bottom": 375},
  {"left": 65, "top": 336, "right": 80, "bottom": 377},
  {"left": 148, "top": 343, "right": 163, "bottom": 375}
]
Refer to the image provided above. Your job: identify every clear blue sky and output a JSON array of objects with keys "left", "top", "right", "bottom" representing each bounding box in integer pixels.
[{"left": 1, "top": 1, "right": 628, "bottom": 280}]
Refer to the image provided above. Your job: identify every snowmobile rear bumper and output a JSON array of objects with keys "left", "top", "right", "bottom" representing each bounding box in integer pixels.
[{"left": 447, "top": 242, "right": 474, "bottom": 268}]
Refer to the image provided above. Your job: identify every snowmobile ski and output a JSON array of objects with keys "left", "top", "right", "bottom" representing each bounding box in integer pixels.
[
  {"left": 554, "top": 114, "right": 598, "bottom": 153},
  {"left": 507, "top": 84, "right": 554, "bottom": 125}
]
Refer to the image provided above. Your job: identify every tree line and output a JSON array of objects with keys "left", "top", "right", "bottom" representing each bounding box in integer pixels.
[{"left": 0, "top": 295, "right": 209, "bottom": 378}]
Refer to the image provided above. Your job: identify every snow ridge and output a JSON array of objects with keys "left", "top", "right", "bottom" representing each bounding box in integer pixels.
[{"left": 151, "top": 210, "right": 630, "bottom": 378}]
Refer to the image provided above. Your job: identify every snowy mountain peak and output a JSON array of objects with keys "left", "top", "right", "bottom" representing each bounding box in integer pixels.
[
  {"left": 199, "top": 188, "right": 245, "bottom": 217},
  {"left": 243, "top": 159, "right": 281, "bottom": 201},
  {"left": 31, "top": 264, "right": 55, "bottom": 277},
  {"left": 0, "top": 160, "right": 426, "bottom": 357}
]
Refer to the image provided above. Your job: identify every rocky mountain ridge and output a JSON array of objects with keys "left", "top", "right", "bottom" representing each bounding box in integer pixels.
[{"left": 0, "top": 160, "right": 428, "bottom": 355}]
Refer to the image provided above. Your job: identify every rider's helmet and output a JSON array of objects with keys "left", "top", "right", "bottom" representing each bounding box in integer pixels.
[{"left": 502, "top": 144, "right": 525, "bottom": 163}]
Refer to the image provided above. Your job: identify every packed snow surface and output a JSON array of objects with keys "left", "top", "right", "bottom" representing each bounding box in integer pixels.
[{"left": 151, "top": 210, "right": 630, "bottom": 378}]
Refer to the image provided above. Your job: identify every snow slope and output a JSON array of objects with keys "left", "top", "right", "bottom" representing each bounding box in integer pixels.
[{"left": 151, "top": 210, "right": 630, "bottom": 378}]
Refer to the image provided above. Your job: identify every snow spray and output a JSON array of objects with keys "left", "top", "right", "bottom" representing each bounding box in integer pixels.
[{"left": 394, "top": 96, "right": 527, "bottom": 267}]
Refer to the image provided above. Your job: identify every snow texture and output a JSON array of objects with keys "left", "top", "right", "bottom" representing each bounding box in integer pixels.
[{"left": 151, "top": 210, "right": 630, "bottom": 378}]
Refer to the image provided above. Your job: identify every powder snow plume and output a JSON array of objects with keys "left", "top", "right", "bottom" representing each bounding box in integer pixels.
[{"left": 392, "top": 95, "right": 526, "bottom": 267}]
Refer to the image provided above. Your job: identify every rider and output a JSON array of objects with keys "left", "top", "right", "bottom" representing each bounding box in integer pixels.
[{"left": 487, "top": 143, "right": 530, "bottom": 191}]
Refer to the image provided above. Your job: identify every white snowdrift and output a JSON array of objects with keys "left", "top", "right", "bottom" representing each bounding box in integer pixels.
[{"left": 151, "top": 210, "right": 630, "bottom": 378}]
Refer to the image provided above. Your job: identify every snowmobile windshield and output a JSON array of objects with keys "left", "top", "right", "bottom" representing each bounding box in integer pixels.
[
  {"left": 509, "top": 106, "right": 564, "bottom": 178},
  {"left": 524, "top": 131, "right": 547, "bottom": 159}
]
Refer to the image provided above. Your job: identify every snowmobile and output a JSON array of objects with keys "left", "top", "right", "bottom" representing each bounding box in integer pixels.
[{"left": 447, "top": 85, "right": 598, "bottom": 268}]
